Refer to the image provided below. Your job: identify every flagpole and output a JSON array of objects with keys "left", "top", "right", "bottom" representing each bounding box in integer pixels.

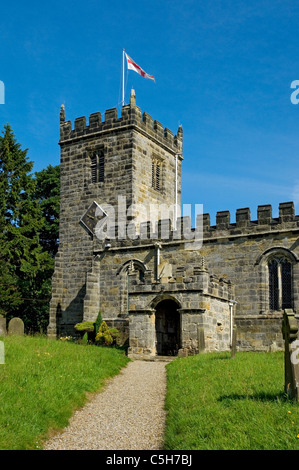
[{"left": 122, "top": 49, "right": 125, "bottom": 106}]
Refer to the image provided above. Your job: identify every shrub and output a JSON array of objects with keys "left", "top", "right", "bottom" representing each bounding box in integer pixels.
[
  {"left": 74, "top": 321, "right": 95, "bottom": 333},
  {"left": 95, "top": 321, "right": 120, "bottom": 346},
  {"left": 82, "top": 332, "right": 88, "bottom": 345},
  {"left": 94, "top": 311, "right": 103, "bottom": 335},
  {"left": 74, "top": 321, "right": 95, "bottom": 343}
]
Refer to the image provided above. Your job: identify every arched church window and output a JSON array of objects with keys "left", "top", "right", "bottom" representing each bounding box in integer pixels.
[
  {"left": 268, "top": 257, "right": 292, "bottom": 311},
  {"left": 117, "top": 260, "right": 146, "bottom": 315}
]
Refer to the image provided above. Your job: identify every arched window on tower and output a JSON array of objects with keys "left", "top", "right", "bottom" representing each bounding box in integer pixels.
[
  {"left": 91, "top": 150, "right": 104, "bottom": 183},
  {"left": 268, "top": 256, "right": 292, "bottom": 311}
]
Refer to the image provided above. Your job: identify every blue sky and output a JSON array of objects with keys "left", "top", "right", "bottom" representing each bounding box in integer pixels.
[{"left": 1, "top": 0, "right": 299, "bottom": 225}]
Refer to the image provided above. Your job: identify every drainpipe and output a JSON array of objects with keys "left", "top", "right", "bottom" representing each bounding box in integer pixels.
[
  {"left": 155, "top": 243, "right": 162, "bottom": 281},
  {"left": 229, "top": 300, "right": 238, "bottom": 347},
  {"left": 175, "top": 153, "right": 178, "bottom": 217},
  {"left": 174, "top": 153, "right": 180, "bottom": 230}
]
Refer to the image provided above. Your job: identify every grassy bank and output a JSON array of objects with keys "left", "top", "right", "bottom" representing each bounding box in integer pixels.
[
  {"left": 164, "top": 351, "right": 299, "bottom": 450},
  {"left": 0, "top": 335, "right": 129, "bottom": 450},
  {"left": 2, "top": 337, "right": 298, "bottom": 451}
]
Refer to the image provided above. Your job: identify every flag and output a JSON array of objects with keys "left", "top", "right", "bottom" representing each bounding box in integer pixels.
[{"left": 125, "top": 53, "right": 155, "bottom": 82}]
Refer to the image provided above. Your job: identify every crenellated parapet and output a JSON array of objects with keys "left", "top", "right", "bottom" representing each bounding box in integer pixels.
[
  {"left": 59, "top": 89, "right": 183, "bottom": 154},
  {"left": 203, "top": 202, "right": 299, "bottom": 238},
  {"left": 92, "top": 201, "right": 298, "bottom": 252},
  {"left": 92, "top": 214, "right": 203, "bottom": 251},
  {"left": 128, "top": 264, "right": 233, "bottom": 301}
]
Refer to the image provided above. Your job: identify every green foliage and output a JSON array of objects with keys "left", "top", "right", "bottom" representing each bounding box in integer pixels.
[
  {"left": 0, "top": 125, "right": 53, "bottom": 329},
  {"left": 0, "top": 124, "right": 60, "bottom": 332},
  {"left": 74, "top": 321, "right": 95, "bottom": 333},
  {"left": 0, "top": 257, "right": 22, "bottom": 316},
  {"left": 82, "top": 332, "right": 88, "bottom": 345},
  {"left": 0, "top": 335, "right": 130, "bottom": 450},
  {"left": 94, "top": 310, "right": 103, "bottom": 335},
  {"left": 74, "top": 321, "right": 96, "bottom": 344},
  {"left": 95, "top": 321, "right": 120, "bottom": 346},
  {"left": 34, "top": 164, "right": 60, "bottom": 257},
  {"left": 75, "top": 317, "right": 120, "bottom": 347}
]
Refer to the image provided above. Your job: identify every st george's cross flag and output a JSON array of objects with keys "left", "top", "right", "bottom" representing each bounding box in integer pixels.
[{"left": 125, "top": 52, "right": 155, "bottom": 82}]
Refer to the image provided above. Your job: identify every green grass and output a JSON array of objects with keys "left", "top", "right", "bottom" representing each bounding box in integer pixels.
[
  {"left": 164, "top": 351, "right": 299, "bottom": 450},
  {"left": 0, "top": 335, "right": 130, "bottom": 450},
  {"left": 2, "top": 338, "right": 299, "bottom": 451}
]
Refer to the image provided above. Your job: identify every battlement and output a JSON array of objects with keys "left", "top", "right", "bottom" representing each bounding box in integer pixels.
[
  {"left": 128, "top": 264, "right": 233, "bottom": 301},
  {"left": 59, "top": 90, "right": 183, "bottom": 153},
  {"left": 93, "top": 214, "right": 202, "bottom": 250},
  {"left": 92, "top": 201, "right": 299, "bottom": 251},
  {"left": 203, "top": 202, "right": 299, "bottom": 238}
]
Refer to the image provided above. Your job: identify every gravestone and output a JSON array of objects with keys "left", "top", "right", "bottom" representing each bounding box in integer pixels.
[
  {"left": 282, "top": 309, "right": 299, "bottom": 401},
  {"left": 0, "top": 341, "right": 4, "bottom": 364},
  {"left": 8, "top": 317, "right": 24, "bottom": 336},
  {"left": 178, "top": 348, "right": 189, "bottom": 357},
  {"left": 0, "top": 315, "right": 6, "bottom": 336}
]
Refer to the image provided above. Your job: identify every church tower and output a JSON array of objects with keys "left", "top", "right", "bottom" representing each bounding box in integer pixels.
[{"left": 48, "top": 91, "right": 183, "bottom": 337}]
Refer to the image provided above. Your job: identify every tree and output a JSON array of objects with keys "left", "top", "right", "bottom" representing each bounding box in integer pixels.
[
  {"left": 0, "top": 256, "right": 22, "bottom": 316},
  {"left": 34, "top": 165, "right": 60, "bottom": 257},
  {"left": 0, "top": 124, "right": 53, "bottom": 331}
]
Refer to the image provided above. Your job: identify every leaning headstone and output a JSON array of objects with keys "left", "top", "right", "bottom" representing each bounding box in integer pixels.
[
  {"left": 197, "top": 326, "right": 205, "bottom": 353},
  {"left": 231, "top": 325, "right": 237, "bottom": 359},
  {"left": 0, "top": 341, "right": 4, "bottom": 364},
  {"left": 0, "top": 315, "right": 6, "bottom": 336},
  {"left": 8, "top": 317, "right": 24, "bottom": 336},
  {"left": 282, "top": 309, "right": 299, "bottom": 401}
]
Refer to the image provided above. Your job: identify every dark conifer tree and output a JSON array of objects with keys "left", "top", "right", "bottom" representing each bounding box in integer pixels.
[{"left": 0, "top": 124, "right": 53, "bottom": 331}]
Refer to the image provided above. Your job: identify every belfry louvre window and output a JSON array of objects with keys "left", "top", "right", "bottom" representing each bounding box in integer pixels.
[
  {"left": 152, "top": 159, "right": 162, "bottom": 191},
  {"left": 91, "top": 150, "right": 104, "bottom": 183},
  {"left": 268, "top": 257, "right": 292, "bottom": 310}
]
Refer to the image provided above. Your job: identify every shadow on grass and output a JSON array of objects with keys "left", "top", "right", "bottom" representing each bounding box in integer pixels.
[
  {"left": 210, "top": 355, "right": 231, "bottom": 360},
  {"left": 218, "top": 391, "right": 290, "bottom": 403}
]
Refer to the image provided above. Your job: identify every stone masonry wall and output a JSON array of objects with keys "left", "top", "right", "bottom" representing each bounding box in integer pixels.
[
  {"left": 81, "top": 231, "right": 232, "bottom": 357},
  {"left": 127, "top": 266, "right": 232, "bottom": 357},
  {"left": 200, "top": 203, "right": 299, "bottom": 350},
  {"left": 86, "top": 202, "right": 299, "bottom": 352}
]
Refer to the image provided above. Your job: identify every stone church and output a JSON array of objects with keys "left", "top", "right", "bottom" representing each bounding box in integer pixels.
[{"left": 48, "top": 90, "right": 299, "bottom": 358}]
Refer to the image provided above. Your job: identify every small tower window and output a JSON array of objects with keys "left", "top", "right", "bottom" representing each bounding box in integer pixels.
[
  {"left": 91, "top": 150, "right": 104, "bottom": 183},
  {"left": 152, "top": 161, "right": 155, "bottom": 188},
  {"left": 152, "top": 159, "right": 162, "bottom": 191},
  {"left": 156, "top": 164, "right": 160, "bottom": 191}
]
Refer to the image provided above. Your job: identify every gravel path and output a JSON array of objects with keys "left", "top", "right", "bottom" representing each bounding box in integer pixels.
[{"left": 43, "top": 360, "right": 167, "bottom": 450}]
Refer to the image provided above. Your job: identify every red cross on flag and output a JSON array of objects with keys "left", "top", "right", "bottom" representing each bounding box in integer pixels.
[{"left": 125, "top": 52, "right": 155, "bottom": 82}]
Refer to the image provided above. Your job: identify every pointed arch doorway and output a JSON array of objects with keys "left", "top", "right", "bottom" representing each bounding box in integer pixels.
[{"left": 155, "top": 299, "right": 181, "bottom": 356}]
